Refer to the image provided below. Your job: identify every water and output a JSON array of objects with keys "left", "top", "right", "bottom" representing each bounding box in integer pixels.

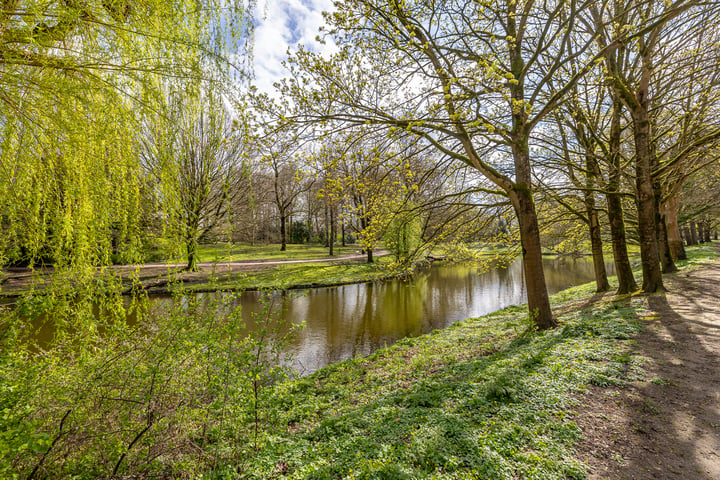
[
  {"left": 5, "top": 256, "right": 613, "bottom": 374},
  {"left": 171, "top": 256, "right": 612, "bottom": 374}
]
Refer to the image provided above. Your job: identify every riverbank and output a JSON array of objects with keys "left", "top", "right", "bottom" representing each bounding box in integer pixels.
[
  {"left": 0, "top": 249, "right": 396, "bottom": 298},
  {"left": 228, "top": 243, "right": 719, "bottom": 478},
  {"left": 2, "top": 244, "right": 717, "bottom": 478}
]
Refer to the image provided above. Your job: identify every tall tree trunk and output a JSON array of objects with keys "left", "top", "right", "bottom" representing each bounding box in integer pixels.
[
  {"left": 631, "top": 106, "right": 663, "bottom": 292},
  {"left": 341, "top": 220, "right": 346, "bottom": 247},
  {"left": 512, "top": 188, "right": 555, "bottom": 329},
  {"left": 690, "top": 221, "right": 699, "bottom": 245},
  {"left": 280, "top": 213, "right": 287, "bottom": 251},
  {"left": 661, "top": 194, "right": 686, "bottom": 260},
  {"left": 657, "top": 215, "right": 677, "bottom": 273},
  {"left": 588, "top": 204, "right": 610, "bottom": 292},
  {"left": 508, "top": 136, "right": 555, "bottom": 329},
  {"left": 703, "top": 220, "right": 712, "bottom": 243},
  {"left": 324, "top": 204, "right": 330, "bottom": 247},
  {"left": 697, "top": 221, "right": 705, "bottom": 243},
  {"left": 584, "top": 154, "right": 610, "bottom": 292},
  {"left": 681, "top": 225, "right": 690, "bottom": 246},
  {"left": 367, "top": 248, "right": 374, "bottom": 264},
  {"left": 607, "top": 97, "right": 637, "bottom": 294},
  {"left": 329, "top": 207, "right": 335, "bottom": 256},
  {"left": 653, "top": 171, "right": 676, "bottom": 274}
]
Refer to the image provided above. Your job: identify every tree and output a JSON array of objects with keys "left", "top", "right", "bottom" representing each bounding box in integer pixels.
[
  {"left": 280, "top": 0, "right": 633, "bottom": 329},
  {"left": 0, "top": 0, "right": 252, "bottom": 269},
  {"left": 0, "top": 89, "right": 142, "bottom": 268},
  {"left": 587, "top": 0, "right": 717, "bottom": 291},
  {"left": 258, "top": 132, "right": 314, "bottom": 251},
  {"left": 141, "top": 95, "right": 248, "bottom": 271}
]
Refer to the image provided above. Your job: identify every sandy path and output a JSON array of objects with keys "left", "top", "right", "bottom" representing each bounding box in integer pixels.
[{"left": 575, "top": 258, "right": 720, "bottom": 479}]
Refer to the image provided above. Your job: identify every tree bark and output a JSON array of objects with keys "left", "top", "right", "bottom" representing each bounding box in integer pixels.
[
  {"left": 698, "top": 221, "right": 706, "bottom": 243},
  {"left": 681, "top": 225, "right": 690, "bottom": 246},
  {"left": 631, "top": 105, "right": 663, "bottom": 292},
  {"left": 367, "top": 248, "right": 373, "bottom": 264},
  {"left": 512, "top": 187, "right": 556, "bottom": 329},
  {"left": 606, "top": 97, "right": 637, "bottom": 294},
  {"left": 657, "top": 214, "right": 677, "bottom": 273},
  {"left": 661, "top": 194, "right": 686, "bottom": 260},
  {"left": 324, "top": 204, "right": 330, "bottom": 247},
  {"left": 703, "top": 220, "right": 712, "bottom": 243},
  {"left": 653, "top": 172, "right": 676, "bottom": 274},
  {"left": 280, "top": 213, "right": 287, "bottom": 251},
  {"left": 186, "top": 237, "right": 199, "bottom": 272},
  {"left": 329, "top": 207, "right": 335, "bottom": 256},
  {"left": 690, "top": 221, "right": 699, "bottom": 245},
  {"left": 584, "top": 154, "right": 610, "bottom": 292},
  {"left": 588, "top": 204, "right": 610, "bottom": 292}
]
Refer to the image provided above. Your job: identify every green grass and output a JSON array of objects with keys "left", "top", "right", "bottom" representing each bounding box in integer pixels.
[
  {"left": 185, "top": 257, "right": 397, "bottom": 292},
  {"left": 151, "top": 242, "right": 361, "bottom": 264},
  {"left": 217, "top": 243, "right": 717, "bottom": 479},
  {"left": 237, "top": 283, "right": 644, "bottom": 479}
]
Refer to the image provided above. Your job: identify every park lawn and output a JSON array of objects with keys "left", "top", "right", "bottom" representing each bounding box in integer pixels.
[
  {"left": 152, "top": 242, "right": 362, "bottom": 264},
  {"left": 184, "top": 256, "right": 397, "bottom": 292}
]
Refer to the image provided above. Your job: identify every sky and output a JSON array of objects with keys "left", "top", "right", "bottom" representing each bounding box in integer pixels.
[{"left": 252, "top": 0, "right": 337, "bottom": 96}]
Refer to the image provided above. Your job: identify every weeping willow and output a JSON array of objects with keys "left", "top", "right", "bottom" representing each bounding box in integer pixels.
[{"left": 0, "top": 0, "right": 253, "bottom": 271}]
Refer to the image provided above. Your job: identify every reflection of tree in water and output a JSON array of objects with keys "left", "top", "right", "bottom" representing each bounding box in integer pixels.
[{"left": 139, "top": 256, "right": 616, "bottom": 375}]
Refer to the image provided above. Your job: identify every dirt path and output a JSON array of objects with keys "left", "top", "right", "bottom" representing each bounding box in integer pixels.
[{"left": 575, "top": 258, "right": 720, "bottom": 479}]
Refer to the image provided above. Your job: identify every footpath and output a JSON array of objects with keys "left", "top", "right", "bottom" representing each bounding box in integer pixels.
[{"left": 575, "top": 257, "right": 720, "bottom": 479}]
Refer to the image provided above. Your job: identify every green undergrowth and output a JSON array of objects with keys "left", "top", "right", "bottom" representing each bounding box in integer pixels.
[
  {"left": 673, "top": 242, "right": 718, "bottom": 268},
  {"left": 235, "top": 285, "right": 647, "bottom": 479},
  {"left": 1, "top": 244, "right": 715, "bottom": 478}
]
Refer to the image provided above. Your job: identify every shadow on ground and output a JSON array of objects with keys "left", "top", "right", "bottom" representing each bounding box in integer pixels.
[{"left": 576, "top": 263, "right": 720, "bottom": 479}]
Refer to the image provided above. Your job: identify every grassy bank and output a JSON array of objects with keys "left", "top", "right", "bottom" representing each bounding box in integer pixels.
[
  {"left": 1, "top": 244, "right": 716, "bottom": 478},
  {"left": 180, "top": 257, "right": 398, "bottom": 293},
  {"left": 230, "top": 244, "right": 718, "bottom": 478},
  {"left": 146, "top": 242, "right": 361, "bottom": 264}
]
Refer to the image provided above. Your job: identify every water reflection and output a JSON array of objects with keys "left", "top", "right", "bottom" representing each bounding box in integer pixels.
[
  {"left": 183, "top": 256, "right": 613, "bottom": 374},
  {"left": 7, "top": 256, "right": 613, "bottom": 374}
]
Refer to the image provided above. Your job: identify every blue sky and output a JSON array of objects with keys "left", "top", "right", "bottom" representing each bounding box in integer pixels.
[{"left": 252, "top": 0, "right": 337, "bottom": 96}]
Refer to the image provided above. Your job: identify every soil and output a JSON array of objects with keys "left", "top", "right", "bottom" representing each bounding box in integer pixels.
[{"left": 574, "top": 256, "right": 720, "bottom": 479}]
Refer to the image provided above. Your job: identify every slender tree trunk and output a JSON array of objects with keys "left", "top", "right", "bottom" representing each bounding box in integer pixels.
[
  {"left": 631, "top": 107, "right": 663, "bottom": 292},
  {"left": 653, "top": 171, "right": 676, "bottom": 274},
  {"left": 681, "top": 225, "right": 690, "bottom": 246},
  {"left": 329, "top": 207, "right": 335, "bottom": 256},
  {"left": 367, "top": 248, "right": 373, "bottom": 264},
  {"left": 657, "top": 215, "right": 677, "bottom": 273},
  {"left": 513, "top": 188, "right": 555, "bottom": 329},
  {"left": 690, "top": 221, "right": 699, "bottom": 245},
  {"left": 703, "top": 220, "right": 712, "bottom": 243},
  {"left": 341, "top": 220, "right": 346, "bottom": 247},
  {"left": 607, "top": 97, "right": 637, "bottom": 294},
  {"left": 508, "top": 135, "right": 555, "bottom": 329},
  {"left": 588, "top": 206, "right": 610, "bottom": 292},
  {"left": 661, "top": 194, "right": 686, "bottom": 260},
  {"left": 280, "top": 213, "right": 287, "bottom": 251},
  {"left": 697, "top": 220, "right": 704, "bottom": 243},
  {"left": 324, "top": 204, "right": 330, "bottom": 247},
  {"left": 584, "top": 154, "right": 609, "bottom": 292}
]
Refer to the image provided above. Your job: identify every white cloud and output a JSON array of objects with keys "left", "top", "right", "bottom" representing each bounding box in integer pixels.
[{"left": 252, "top": 0, "right": 337, "bottom": 97}]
